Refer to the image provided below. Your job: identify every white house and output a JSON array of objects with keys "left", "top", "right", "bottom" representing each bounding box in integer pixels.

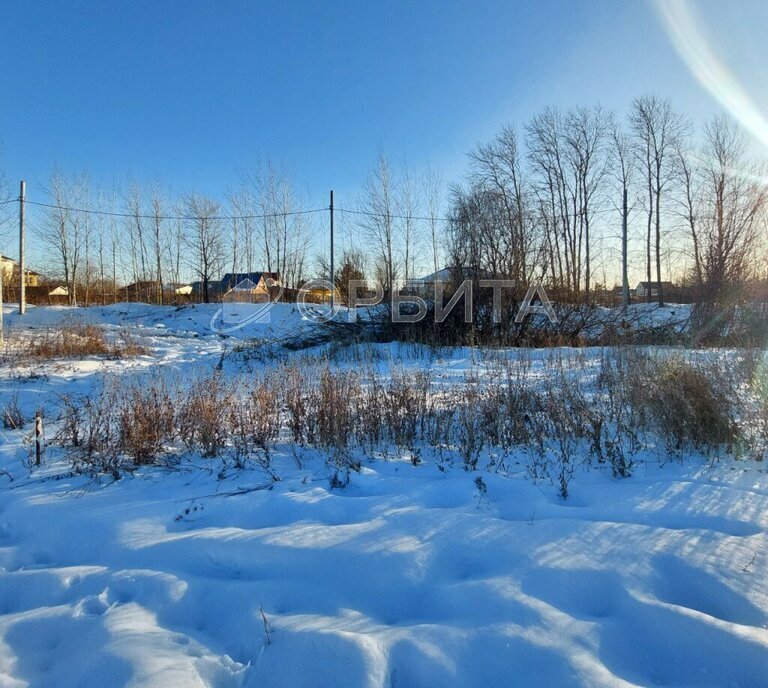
[{"left": 635, "top": 281, "right": 675, "bottom": 299}]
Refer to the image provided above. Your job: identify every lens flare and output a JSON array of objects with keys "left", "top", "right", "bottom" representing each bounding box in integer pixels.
[{"left": 654, "top": 0, "right": 768, "bottom": 151}]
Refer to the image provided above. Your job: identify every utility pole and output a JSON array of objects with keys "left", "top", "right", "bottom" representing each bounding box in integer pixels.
[
  {"left": 19, "top": 181, "right": 26, "bottom": 315},
  {"left": 329, "top": 190, "right": 334, "bottom": 309},
  {"left": 0, "top": 247, "right": 4, "bottom": 345}
]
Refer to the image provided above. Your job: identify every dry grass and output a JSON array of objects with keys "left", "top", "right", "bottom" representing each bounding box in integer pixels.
[
  {"left": 2, "top": 393, "right": 25, "bottom": 430},
  {"left": 8, "top": 324, "right": 149, "bottom": 361},
  {"left": 52, "top": 348, "right": 761, "bottom": 487}
]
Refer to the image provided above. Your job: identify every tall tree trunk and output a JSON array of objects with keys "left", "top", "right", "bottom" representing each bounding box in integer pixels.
[
  {"left": 622, "top": 186, "right": 629, "bottom": 306},
  {"left": 655, "top": 181, "right": 663, "bottom": 306}
]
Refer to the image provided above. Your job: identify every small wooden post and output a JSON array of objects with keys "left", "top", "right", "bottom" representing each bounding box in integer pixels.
[{"left": 35, "top": 411, "right": 43, "bottom": 466}]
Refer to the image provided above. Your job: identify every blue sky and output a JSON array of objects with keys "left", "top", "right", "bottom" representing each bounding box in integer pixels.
[{"left": 1, "top": 0, "right": 767, "bottom": 271}]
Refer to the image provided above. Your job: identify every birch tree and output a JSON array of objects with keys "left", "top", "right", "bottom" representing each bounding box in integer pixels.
[{"left": 630, "top": 96, "right": 686, "bottom": 305}]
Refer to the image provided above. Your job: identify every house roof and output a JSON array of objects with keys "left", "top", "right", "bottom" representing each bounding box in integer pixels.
[
  {"left": 413, "top": 267, "right": 494, "bottom": 283},
  {"left": 0, "top": 255, "right": 41, "bottom": 275},
  {"left": 412, "top": 268, "right": 453, "bottom": 283},
  {"left": 220, "top": 272, "right": 280, "bottom": 289},
  {"left": 228, "top": 278, "right": 260, "bottom": 291}
]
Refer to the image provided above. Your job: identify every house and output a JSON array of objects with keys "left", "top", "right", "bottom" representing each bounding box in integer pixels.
[
  {"left": 122, "top": 281, "right": 163, "bottom": 300},
  {"left": 223, "top": 278, "right": 269, "bottom": 303},
  {"left": 304, "top": 285, "right": 341, "bottom": 303},
  {"left": 220, "top": 272, "right": 280, "bottom": 301},
  {"left": 221, "top": 277, "right": 278, "bottom": 325},
  {"left": 410, "top": 268, "right": 453, "bottom": 295},
  {"left": 189, "top": 273, "right": 280, "bottom": 301},
  {"left": 410, "top": 267, "right": 494, "bottom": 296},
  {"left": 634, "top": 281, "right": 675, "bottom": 299},
  {"left": 220, "top": 272, "right": 280, "bottom": 292},
  {"left": 1, "top": 255, "right": 41, "bottom": 287},
  {"left": 155, "top": 283, "right": 193, "bottom": 296},
  {"left": 48, "top": 285, "right": 69, "bottom": 297}
]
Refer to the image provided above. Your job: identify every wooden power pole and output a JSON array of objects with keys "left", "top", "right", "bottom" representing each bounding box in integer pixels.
[
  {"left": 19, "top": 180, "right": 26, "bottom": 315},
  {"left": 0, "top": 244, "right": 4, "bottom": 345},
  {"left": 329, "top": 190, "right": 334, "bottom": 310}
]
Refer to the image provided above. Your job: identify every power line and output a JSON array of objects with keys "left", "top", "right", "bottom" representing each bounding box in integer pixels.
[
  {"left": 335, "top": 203, "right": 620, "bottom": 224},
  {"left": 21, "top": 199, "right": 329, "bottom": 222},
  {"left": 6, "top": 195, "right": 623, "bottom": 224},
  {"left": 336, "top": 207, "right": 451, "bottom": 222}
]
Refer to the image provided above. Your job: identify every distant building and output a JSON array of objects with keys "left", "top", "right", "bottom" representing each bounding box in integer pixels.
[
  {"left": 221, "top": 277, "right": 278, "bottom": 325},
  {"left": 223, "top": 277, "right": 269, "bottom": 304},
  {"left": 122, "top": 281, "right": 193, "bottom": 300},
  {"left": 304, "top": 284, "right": 340, "bottom": 303},
  {"left": 189, "top": 272, "right": 281, "bottom": 301},
  {"left": 410, "top": 267, "right": 494, "bottom": 296},
  {"left": 1, "top": 255, "right": 41, "bottom": 287},
  {"left": 410, "top": 268, "right": 454, "bottom": 295},
  {"left": 634, "top": 281, "right": 675, "bottom": 299},
  {"left": 220, "top": 272, "right": 280, "bottom": 293}
]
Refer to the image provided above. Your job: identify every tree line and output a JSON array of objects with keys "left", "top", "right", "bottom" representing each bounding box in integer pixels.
[
  {"left": 439, "top": 96, "right": 767, "bottom": 308},
  {"left": 2, "top": 94, "right": 766, "bottom": 309}
]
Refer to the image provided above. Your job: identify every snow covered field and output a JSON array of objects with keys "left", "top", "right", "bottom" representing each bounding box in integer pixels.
[{"left": 1, "top": 304, "right": 767, "bottom": 688}]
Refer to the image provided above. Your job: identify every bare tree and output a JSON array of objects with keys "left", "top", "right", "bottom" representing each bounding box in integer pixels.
[
  {"left": 123, "top": 183, "right": 151, "bottom": 301},
  {"left": 182, "top": 193, "right": 225, "bottom": 304},
  {"left": 610, "top": 120, "right": 635, "bottom": 305},
  {"left": 527, "top": 107, "right": 609, "bottom": 298},
  {"left": 469, "top": 124, "right": 536, "bottom": 286},
  {"left": 360, "top": 151, "right": 398, "bottom": 296},
  {"left": 166, "top": 213, "right": 185, "bottom": 297},
  {"left": 398, "top": 161, "right": 421, "bottom": 284},
  {"left": 38, "top": 168, "right": 88, "bottom": 305},
  {"left": 229, "top": 189, "right": 254, "bottom": 276},
  {"left": 528, "top": 108, "right": 578, "bottom": 293},
  {"left": 630, "top": 96, "right": 686, "bottom": 305},
  {"left": 238, "top": 160, "right": 310, "bottom": 288},
  {"left": 674, "top": 138, "right": 705, "bottom": 289},
  {"left": 698, "top": 117, "right": 767, "bottom": 303},
  {"left": 149, "top": 183, "right": 167, "bottom": 304},
  {"left": 563, "top": 106, "right": 610, "bottom": 302},
  {"left": 423, "top": 164, "right": 443, "bottom": 276}
]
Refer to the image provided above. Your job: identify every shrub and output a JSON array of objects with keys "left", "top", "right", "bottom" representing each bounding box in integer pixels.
[
  {"left": 177, "top": 373, "right": 227, "bottom": 457},
  {"left": 229, "top": 377, "right": 281, "bottom": 467},
  {"left": 118, "top": 381, "right": 175, "bottom": 465},
  {"left": 637, "top": 356, "right": 737, "bottom": 452},
  {"left": 314, "top": 368, "right": 357, "bottom": 450},
  {"left": 2, "top": 393, "right": 25, "bottom": 430},
  {"left": 384, "top": 369, "right": 431, "bottom": 454},
  {"left": 455, "top": 376, "right": 484, "bottom": 470}
]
